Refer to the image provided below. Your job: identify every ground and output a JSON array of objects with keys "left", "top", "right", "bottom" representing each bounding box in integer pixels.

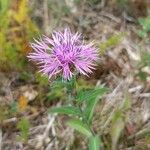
[{"left": 0, "top": 0, "right": 150, "bottom": 150}]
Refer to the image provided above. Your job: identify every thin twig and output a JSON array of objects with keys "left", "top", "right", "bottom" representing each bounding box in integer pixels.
[
  {"left": 2, "top": 117, "right": 17, "bottom": 124},
  {"left": 43, "top": 115, "right": 55, "bottom": 138},
  {"left": 2, "top": 111, "right": 42, "bottom": 125},
  {"left": 101, "top": 109, "right": 115, "bottom": 132},
  {"left": 128, "top": 128, "right": 150, "bottom": 140}
]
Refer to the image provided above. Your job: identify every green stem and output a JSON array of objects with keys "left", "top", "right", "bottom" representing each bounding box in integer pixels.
[
  {"left": 78, "top": 105, "right": 95, "bottom": 136},
  {"left": 66, "top": 74, "right": 95, "bottom": 136}
]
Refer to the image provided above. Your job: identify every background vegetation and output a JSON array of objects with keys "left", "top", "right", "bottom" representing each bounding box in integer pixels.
[{"left": 0, "top": 0, "right": 150, "bottom": 149}]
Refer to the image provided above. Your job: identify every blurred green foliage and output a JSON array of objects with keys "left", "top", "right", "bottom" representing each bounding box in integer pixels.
[
  {"left": 88, "top": 135, "right": 101, "bottom": 150},
  {"left": 67, "top": 119, "right": 92, "bottom": 137},
  {"left": 138, "top": 17, "right": 150, "bottom": 38},
  {"left": 17, "top": 117, "right": 31, "bottom": 141},
  {"left": 48, "top": 0, "right": 71, "bottom": 23},
  {"left": 138, "top": 52, "right": 150, "bottom": 81},
  {"left": 140, "top": 52, "right": 150, "bottom": 67},
  {"left": 46, "top": 77, "right": 96, "bottom": 102},
  {"left": 99, "top": 33, "right": 124, "bottom": 54},
  {"left": 0, "top": 106, "right": 8, "bottom": 122},
  {"left": 137, "top": 17, "right": 150, "bottom": 81},
  {"left": 0, "top": 0, "right": 39, "bottom": 71},
  {"left": 117, "top": 0, "right": 128, "bottom": 6}
]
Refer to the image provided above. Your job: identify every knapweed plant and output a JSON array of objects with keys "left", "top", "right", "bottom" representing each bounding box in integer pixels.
[{"left": 28, "top": 28, "right": 108, "bottom": 149}]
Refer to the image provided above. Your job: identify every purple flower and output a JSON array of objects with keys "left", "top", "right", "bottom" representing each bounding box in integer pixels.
[{"left": 27, "top": 28, "right": 99, "bottom": 80}]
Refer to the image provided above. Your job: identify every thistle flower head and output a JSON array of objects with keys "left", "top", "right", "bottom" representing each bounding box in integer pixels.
[{"left": 28, "top": 28, "right": 99, "bottom": 80}]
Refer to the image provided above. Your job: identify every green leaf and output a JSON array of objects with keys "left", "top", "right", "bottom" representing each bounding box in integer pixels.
[
  {"left": 65, "top": 74, "right": 76, "bottom": 93},
  {"left": 89, "top": 135, "right": 101, "bottom": 150},
  {"left": 78, "top": 87, "right": 108, "bottom": 124},
  {"left": 17, "top": 118, "right": 31, "bottom": 141},
  {"left": 67, "top": 119, "right": 92, "bottom": 137},
  {"left": 76, "top": 87, "right": 108, "bottom": 103},
  {"left": 47, "top": 77, "right": 67, "bottom": 101},
  {"left": 51, "top": 77, "right": 66, "bottom": 89},
  {"left": 84, "top": 96, "right": 99, "bottom": 124},
  {"left": 51, "top": 75, "right": 76, "bottom": 93},
  {"left": 48, "top": 106, "right": 82, "bottom": 117}
]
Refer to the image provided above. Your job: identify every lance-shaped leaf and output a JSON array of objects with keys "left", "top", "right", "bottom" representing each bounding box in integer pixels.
[
  {"left": 48, "top": 106, "right": 82, "bottom": 117},
  {"left": 84, "top": 96, "right": 99, "bottom": 124},
  {"left": 76, "top": 86, "right": 108, "bottom": 103},
  {"left": 67, "top": 119, "right": 92, "bottom": 137},
  {"left": 89, "top": 135, "right": 101, "bottom": 150}
]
